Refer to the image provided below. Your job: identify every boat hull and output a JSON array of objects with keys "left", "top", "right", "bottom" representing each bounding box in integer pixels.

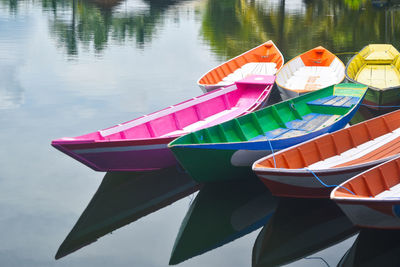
[
  {"left": 276, "top": 46, "right": 345, "bottom": 100},
  {"left": 53, "top": 75, "right": 275, "bottom": 172},
  {"left": 345, "top": 44, "right": 400, "bottom": 109},
  {"left": 198, "top": 40, "right": 284, "bottom": 92},
  {"left": 52, "top": 138, "right": 176, "bottom": 171},
  {"left": 331, "top": 155, "right": 400, "bottom": 229},
  {"left": 257, "top": 164, "right": 385, "bottom": 199},
  {"left": 170, "top": 107, "right": 358, "bottom": 182}
]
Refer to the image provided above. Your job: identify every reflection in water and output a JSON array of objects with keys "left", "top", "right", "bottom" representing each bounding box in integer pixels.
[
  {"left": 56, "top": 166, "right": 199, "bottom": 259},
  {"left": 338, "top": 229, "right": 400, "bottom": 267},
  {"left": 350, "top": 104, "right": 398, "bottom": 125},
  {"left": 200, "top": 0, "right": 400, "bottom": 62},
  {"left": 169, "top": 178, "right": 277, "bottom": 265},
  {"left": 2, "top": 0, "right": 400, "bottom": 265},
  {"left": 252, "top": 199, "right": 358, "bottom": 267},
  {"left": 0, "top": 64, "right": 24, "bottom": 109},
  {"left": 40, "top": 0, "right": 189, "bottom": 55}
]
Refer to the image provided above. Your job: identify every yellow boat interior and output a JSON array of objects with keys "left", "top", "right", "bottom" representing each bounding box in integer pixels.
[{"left": 346, "top": 44, "right": 400, "bottom": 90}]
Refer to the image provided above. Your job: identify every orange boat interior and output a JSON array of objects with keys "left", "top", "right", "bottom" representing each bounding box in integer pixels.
[
  {"left": 254, "top": 110, "right": 400, "bottom": 171},
  {"left": 334, "top": 157, "right": 400, "bottom": 198},
  {"left": 198, "top": 41, "right": 283, "bottom": 85},
  {"left": 299, "top": 46, "right": 336, "bottom": 67}
]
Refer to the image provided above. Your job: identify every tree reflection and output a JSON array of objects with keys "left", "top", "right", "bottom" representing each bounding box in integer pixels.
[
  {"left": 0, "top": 0, "right": 186, "bottom": 56},
  {"left": 47, "top": 0, "right": 166, "bottom": 55},
  {"left": 200, "top": 0, "right": 400, "bottom": 62}
]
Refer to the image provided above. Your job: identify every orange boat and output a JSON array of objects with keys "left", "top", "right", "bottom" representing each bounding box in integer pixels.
[
  {"left": 253, "top": 109, "right": 400, "bottom": 198},
  {"left": 276, "top": 46, "right": 345, "bottom": 100},
  {"left": 331, "top": 156, "right": 400, "bottom": 229},
  {"left": 197, "top": 40, "right": 284, "bottom": 92}
]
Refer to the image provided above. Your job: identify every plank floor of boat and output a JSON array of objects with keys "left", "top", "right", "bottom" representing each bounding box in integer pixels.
[
  {"left": 161, "top": 107, "right": 242, "bottom": 137},
  {"left": 251, "top": 95, "right": 360, "bottom": 141},
  {"left": 284, "top": 66, "right": 338, "bottom": 91},
  {"left": 308, "top": 128, "right": 400, "bottom": 170},
  {"left": 356, "top": 64, "right": 400, "bottom": 89},
  {"left": 217, "top": 62, "right": 277, "bottom": 86},
  {"left": 375, "top": 183, "right": 400, "bottom": 199},
  {"left": 250, "top": 113, "right": 340, "bottom": 141}
]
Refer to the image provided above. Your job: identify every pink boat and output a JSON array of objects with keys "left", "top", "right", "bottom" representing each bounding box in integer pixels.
[{"left": 52, "top": 75, "right": 275, "bottom": 172}]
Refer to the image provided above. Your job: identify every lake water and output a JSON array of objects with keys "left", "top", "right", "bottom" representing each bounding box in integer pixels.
[{"left": 1, "top": 0, "right": 400, "bottom": 266}]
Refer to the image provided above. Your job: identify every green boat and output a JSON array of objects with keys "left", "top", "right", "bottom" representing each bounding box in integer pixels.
[{"left": 168, "top": 83, "right": 367, "bottom": 183}]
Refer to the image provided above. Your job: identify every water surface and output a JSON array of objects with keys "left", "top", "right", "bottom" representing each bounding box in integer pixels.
[{"left": 1, "top": 0, "right": 399, "bottom": 266}]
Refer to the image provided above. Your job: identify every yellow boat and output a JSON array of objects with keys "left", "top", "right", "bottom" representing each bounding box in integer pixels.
[{"left": 345, "top": 44, "right": 400, "bottom": 108}]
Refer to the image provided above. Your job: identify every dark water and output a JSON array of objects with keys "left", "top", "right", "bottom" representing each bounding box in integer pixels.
[{"left": 1, "top": 0, "right": 400, "bottom": 266}]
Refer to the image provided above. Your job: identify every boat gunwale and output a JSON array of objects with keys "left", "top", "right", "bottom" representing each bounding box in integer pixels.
[
  {"left": 275, "top": 46, "right": 346, "bottom": 93},
  {"left": 54, "top": 79, "right": 275, "bottom": 147},
  {"left": 252, "top": 155, "right": 395, "bottom": 176},
  {"left": 197, "top": 40, "right": 284, "bottom": 88},
  {"left": 169, "top": 85, "right": 366, "bottom": 149}
]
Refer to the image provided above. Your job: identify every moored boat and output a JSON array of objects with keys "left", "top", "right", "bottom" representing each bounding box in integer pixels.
[
  {"left": 197, "top": 40, "right": 284, "bottom": 92},
  {"left": 52, "top": 75, "right": 275, "bottom": 171},
  {"left": 345, "top": 44, "right": 400, "bottom": 108},
  {"left": 331, "top": 155, "right": 400, "bottom": 229},
  {"left": 276, "top": 46, "right": 345, "bottom": 100},
  {"left": 169, "top": 83, "right": 367, "bottom": 183},
  {"left": 253, "top": 108, "right": 400, "bottom": 199}
]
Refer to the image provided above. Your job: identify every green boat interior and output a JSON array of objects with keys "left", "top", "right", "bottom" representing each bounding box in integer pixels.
[{"left": 170, "top": 84, "right": 366, "bottom": 145}]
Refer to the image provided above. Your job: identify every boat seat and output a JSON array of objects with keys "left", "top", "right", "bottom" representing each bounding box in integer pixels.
[
  {"left": 250, "top": 128, "right": 308, "bottom": 141},
  {"left": 307, "top": 95, "right": 359, "bottom": 108},
  {"left": 283, "top": 66, "right": 339, "bottom": 91},
  {"left": 250, "top": 113, "right": 340, "bottom": 141},
  {"left": 161, "top": 107, "right": 241, "bottom": 137},
  {"left": 285, "top": 113, "right": 340, "bottom": 132}
]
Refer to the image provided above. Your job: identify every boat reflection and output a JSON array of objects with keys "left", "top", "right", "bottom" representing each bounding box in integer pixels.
[
  {"left": 338, "top": 229, "right": 400, "bottom": 267},
  {"left": 349, "top": 104, "right": 399, "bottom": 125},
  {"left": 55, "top": 165, "right": 199, "bottom": 259},
  {"left": 252, "top": 199, "right": 358, "bottom": 267},
  {"left": 169, "top": 177, "right": 277, "bottom": 265}
]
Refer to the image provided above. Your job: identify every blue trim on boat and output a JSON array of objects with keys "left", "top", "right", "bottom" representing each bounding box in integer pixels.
[{"left": 179, "top": 105, "right": 358, "bottom": 151}]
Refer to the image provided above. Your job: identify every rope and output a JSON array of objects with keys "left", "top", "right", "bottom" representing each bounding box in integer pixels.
[
  {"left": 305, "top": 168, "right": 356, "bottom": 195},
  {"left": 265, "top": 137, "right": 355, "bottom": 196},
  {"left": 267, "top": 138, "right": 276, "bottom": 167}
]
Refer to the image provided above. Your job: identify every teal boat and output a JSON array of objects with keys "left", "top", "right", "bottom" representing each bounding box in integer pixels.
[{"left": 169, "top": 83, "right": 367, "bottom": 182}]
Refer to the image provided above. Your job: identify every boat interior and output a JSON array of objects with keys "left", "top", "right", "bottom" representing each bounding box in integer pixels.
[
  {"left": 199, "top": 42, "right": 283, "bottom": 86},
  {"left": 174, "top": 85, "right": 364, "bottom": 145},
  {"left": 333, "top": 156, "right": 400, "bottom": 199},
  {"left": 276, "top": 47, "right": 345, "bottom": 92},
  {"left": 254, "top": 110, "right": 400, "bottom": 172},
  {"left": 346, "top": 44, "right": 400, "bottom": 89},
  {"left": 64, "top": 81, "right": 272, "bottom": 142}
]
